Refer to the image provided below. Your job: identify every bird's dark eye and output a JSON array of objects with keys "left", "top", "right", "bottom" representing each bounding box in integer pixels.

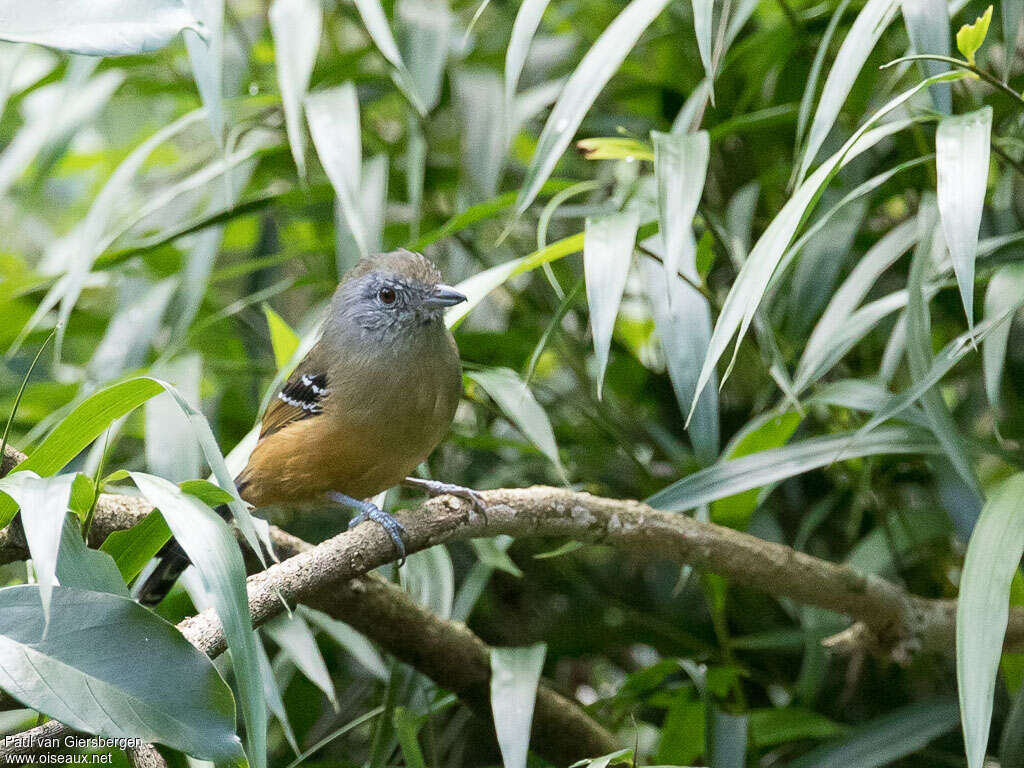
[{"left": 378, "top": 287, "right": 397, "bottom": 305}]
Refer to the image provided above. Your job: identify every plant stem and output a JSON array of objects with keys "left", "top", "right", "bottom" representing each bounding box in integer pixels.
[{"left": 882, "top": 54, "right": 1024, "bottom": 107}]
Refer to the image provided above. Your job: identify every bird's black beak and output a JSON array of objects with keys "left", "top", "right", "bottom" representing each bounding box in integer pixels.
[{"left": 423, "top": 284, "right": 467, "bottom": 310}]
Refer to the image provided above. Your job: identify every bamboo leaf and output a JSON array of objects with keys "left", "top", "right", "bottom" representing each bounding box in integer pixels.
[
  {"left": 583, "top": 210, "right": 638, "bottom": 398},
  {"left": 936, "top": 106, "right": 992, "bottom": 331},
  {"left": 512, "top": 0, "right": 672, "bottom": 219},
  {"left": 958, "top": 474, "right": 1024, "bottom": 768},
  {"left": 270, "top": 0, "right": 322, "bottom": 179},
  {"left": 491, "top": 643, "right": 547, "bottom": 768}
]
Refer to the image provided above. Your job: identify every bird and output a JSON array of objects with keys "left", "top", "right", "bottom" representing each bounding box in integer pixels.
[{"left": 136, "top": 249, "right": 483, "bottom": 606}]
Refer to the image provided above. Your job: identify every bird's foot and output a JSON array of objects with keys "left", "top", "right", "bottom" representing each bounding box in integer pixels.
[
  {"left": 402, "top": 477, "right": 488, "bottom": 522},
  {"left": 328, "top": 491, "right": 407, "bottom": 564}
]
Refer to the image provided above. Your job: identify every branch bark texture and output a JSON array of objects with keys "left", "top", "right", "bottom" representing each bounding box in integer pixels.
[{"left": 0, "top": 443, "right": 1018, "bottom": 762}]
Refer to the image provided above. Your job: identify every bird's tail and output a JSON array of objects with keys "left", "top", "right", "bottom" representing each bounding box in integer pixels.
[{"left": 135, "top": 503, "right": 231, "bottom": 607}]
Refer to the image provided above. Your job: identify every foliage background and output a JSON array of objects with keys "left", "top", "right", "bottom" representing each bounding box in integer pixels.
[{"left": 1, "top": 0, "right": 1024, "bottom": 765}]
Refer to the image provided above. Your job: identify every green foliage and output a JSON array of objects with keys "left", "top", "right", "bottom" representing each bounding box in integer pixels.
[
  {"left": 1, "top": 0, "right": 1024, "bottom": 764},
  {"left": 957, "top": 5, "right": 993, "bottom": 65}
]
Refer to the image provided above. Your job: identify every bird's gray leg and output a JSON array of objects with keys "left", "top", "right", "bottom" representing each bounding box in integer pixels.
[
  {"left": 402, "top": 477, "right": 488, "bottom": 520},
  {"left": 328, "top": 491, "right": 407, "bottom": 564}
]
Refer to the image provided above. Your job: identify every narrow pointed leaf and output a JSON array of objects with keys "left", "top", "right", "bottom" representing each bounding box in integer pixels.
[
  {"left": 396, "top": 0, "right": 452, "bottom": 112},
  {"left": 583, "top": 210, "right": 638, "bottom": 398},
  {"left": 264, "top": 612, "right": 337, "bottom": 709},
  {"left": 641, "top": 253, "right": 719, "bottom": 464},
  {"left": 184, "top": 0, "right": 225, "bottom": 144},
  {"left": 130, "top": 472, "right": 266, "bottom": 768},
  {"left": 1003, "top": 0, "right": 1021, "bottom": 80},
  {"left": 270, "top": 0, "right": 322, "bottom": 178},
  {"left": 936, "top": 106, "right": 992, "bottom": 330},
  {"left": 982, "top": 264, "right": 1024, "bottom": 412},
  {"left": 900, "top": 0, "right": 951, "bottom": 111},
  {"left": 958, "top": 474, "right": 1024, "bottom": 768},
  {"left": 0, "top": 0, "right": 201, "bottom": 54},
  {"left": 0, "top": 472, "right": 74, "bottom": 623},
  {"left": 652, "top": 129, "right": 709, "bottom": 300},
  {"left": 491, "top": 643, "right": 547, "bottom": 768},
  {"left": 55, "top": 516, "right": 129, "bottom": 596},
  {"left": 513, "top": 0, "right": 672, "bottom": 218},
  {"left": 307, "top": 84, "right": 364, "bottom": 255},
  {"left": 505, "top": 0, "right": 551, "bottom": 120},
  {"left": 797, "top": 0, "right": 900, "bottom": 184},
  {"left": 691, "top": 0, "right": 715, "bottom": 88},
  {"left": 647, "top": 425, "right": 940, "bottom": 512}
]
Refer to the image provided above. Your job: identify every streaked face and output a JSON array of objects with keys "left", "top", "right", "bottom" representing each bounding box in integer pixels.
[{"left": 339, "top": 270, "right": 467, "bottom": 338}]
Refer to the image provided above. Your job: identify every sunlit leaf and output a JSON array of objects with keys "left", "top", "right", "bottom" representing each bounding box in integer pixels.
[
  {"left": 958, "top": 475, "right": 1024, "bottom": 768},
  {"left": 468, "top": 368, "right": 565, "bottom": 475},
  {"left": 956, "top": 5, "right": 992, "bottom": 65},
  {"left": 512, "top": 0, "right": 672, "bottom": 219},
  {"left": 0, "top": 472, "right": 74, "bottom": 624},
  {"left": 491, "top": 643, "right": 547, "bottom": 768},
  {"left": 505, "top": 0, "right": 552, "bottom": 126},
  {"left": 270, "top": 0, "right": 322, "bottom": 179},
  {"left": 264, "top": 612, "right": 338, "bottom": 709},
  {"left": 936, "top": 106, "right": 992, "bottom": 331},
  {"left": 982, "top": 264, "right": 1024, "bottom": 412},
  {"left": 0, "top": 0, "right": 201, "bottom": 55},
  {"left": 263, "top": 306, "right": 300, "bottom": 371},
  {"left": 691, "top": 0, "right": 715, "bottom": 92},
  {"left": 130, "top": 472, "right": 265, "bottom": 768},
  {"left": 583, "top": 210, "right": 638, "bottom": 398},
  {"left": 797, "top": 0, "right": 900, "bottom": 184}
]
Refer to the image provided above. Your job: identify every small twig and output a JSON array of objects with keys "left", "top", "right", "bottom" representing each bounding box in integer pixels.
[
  {"left": 636, "top": 243, "right": 718, "bottom": 305},
  {"left": 881, "top": 54, "right": 1024, "bottom": 107}
]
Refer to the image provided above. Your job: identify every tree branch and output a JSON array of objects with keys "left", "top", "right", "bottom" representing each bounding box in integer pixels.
[
  {"left": 2, "top": 442, "right": 1022, "bottom": 760},
  {"left": 0, "top": 447, "right": 615, "bottom": 764}
]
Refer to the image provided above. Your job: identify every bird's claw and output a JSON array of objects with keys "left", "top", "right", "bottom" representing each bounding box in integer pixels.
[
  {"left": 403, "top": 478, "right": 489, "bottom": 522},
  {"left": 330, "top": 492, "right": 407, "bottom": 565}
]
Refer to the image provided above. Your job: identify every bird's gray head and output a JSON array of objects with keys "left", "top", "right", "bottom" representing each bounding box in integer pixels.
[{"left": 324, "top": 250, "right": 466, "bottom": 347}]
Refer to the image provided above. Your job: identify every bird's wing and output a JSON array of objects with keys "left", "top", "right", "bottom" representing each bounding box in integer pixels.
[{"left": 260, "top": 368, "right": 329, "bottom": 438}]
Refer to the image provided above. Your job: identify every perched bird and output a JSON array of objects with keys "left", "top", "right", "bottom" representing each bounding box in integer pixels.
[{"left": 137, "top": 249, "right": 481, "bottom": 605}]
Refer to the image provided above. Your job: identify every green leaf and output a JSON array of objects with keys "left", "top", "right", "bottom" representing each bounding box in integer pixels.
[
  {"left": 349, "top": 0, "right": 426, "bottom": 114},
  {"left": 306, "top": 83, "right": 367, "bottom": 259},
  {"left": 533, "top": 540, "right": 584, "bottom": 559},
  {"left": 708, "top": 706, "right": 748, "bottom": 768},
  {"left": 583, "top": 210, "right": 639, "bottom": 398},
  {"left": 687, "top": 72, "right": 964, "bottom": 427},
  {"left": 395, "top": 0, "right": 452, "bottom": 113},
  {"left": 710, "top": 411, "right": 803, "bottom": 528},
  {"left": 100, "top": 510, "right": 173, "bottom": 583},
  {"left": 300, "top": 606, "right": 388, "bottom": 681},
  {"left": 787, "top": 698, "right": 958, "bottom": 768},
  {"left": 269, "top": 0, "right": 322, "bottom": 179},
  {"left": 982, "top": 264, "right": 1024, "bottom": 412},
  {"left": 56, "top": 516, "right": 130, "bottom": 596},
  {"left": 490, "top": 643, "right": 547, "bottom": 768},
  {"left": 453, "top": 69, "right": 507, "bottom": 202},
  {"left": 0, "top": 1, "right": 201, "bottom": 55},
  {"left": 0, "top": 472, "right": 75, "bottom": 625},
  {"left": 569, "top": 748, "right": 633, "bottom": 768},
  {"left": 899, "top": 0, "right": 951, "bottom": 111},
  {"left": 183, "top": 0, "right": 225, "bottom": 144},
  {"left": 958, "top": 474, "right": 1024, "bottom": 768},
  {"left": 796, "top": 219, "right": 917, "bottom": 392},
  {"left": 748, "top": 707, "right": 848, "bottom": 748},
  {"left": 691, "top": 0, "right": 715, "bottom": 91},
  {"left": 256, "top": 635, "right": 299, "bottom": 755},
  {"left": 262, "top": 305, "right": 300, "bottom": 371},
  {"left": 471, "top": 537, "right": 523, "bottom": 577},
  {"left": 956, "top": 5, "right": 992, "bottom": 65},
  {"left": 0, "top": 378, "right": 165, "bottom": 526},
  {"left": 906, "top": 199, "right": 980, "bottom": 495},
  {"left": 393, "top": 707, "right": 427, "bottom": 768},
  {"left": 130, "top": 472, "right": 266, "bottom": 768},
  {"left": 505, "top": 0, "right": 551, "bottom": 122},
  {"left": 512, "top": 0, "right": 672, "bottom": 219},
  {"left": 797, "top": 0, "right": 900, "bottom": 184},
  {"left": 401, "top": 543, "right": 455, "bottom": 620},
  {"left": 264, "top": 612, "right": 338, "bottom": 709},
  {"left": 145, "top": 354, "right": 203, "bottom": 483},
  {"left": 1002, "top": 0, "right": 1022, "bottom": 80},
  {"left": 468, "top": 368, "right": 565, "bottom": 476},
  {"left": 577, "top": 137, "right": 654, "bottom": 161},
  {"left": 936, "top": 106, "right": 992, "bottom": 331},
  {"left": 0, "top": 584, "right": 242, "bottom": 762},
  {"left": 647, "top": 425, "right": 940, "bottom": 512},
  {"left": 641, "top": 253, "right": 719, "bottom": 465}
]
